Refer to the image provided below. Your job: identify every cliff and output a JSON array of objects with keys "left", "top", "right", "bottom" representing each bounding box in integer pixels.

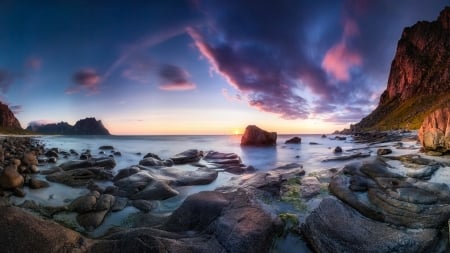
[
  {"left": 27, "top": 117, "right": 110, "bottom": 135},
  {"left": 354, "top": 7, "right": 450, "bottom": 131},
  {"left": 0, "top": 102, "right": 22, "bottom": 130}
]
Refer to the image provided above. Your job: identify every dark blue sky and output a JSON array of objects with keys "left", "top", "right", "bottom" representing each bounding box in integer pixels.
[{"left": 0, "top": 0, "right": 447, "bottom": 134}]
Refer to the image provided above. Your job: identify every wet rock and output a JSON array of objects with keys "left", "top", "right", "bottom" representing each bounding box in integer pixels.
[
  {"left": 241, "top": 125, "right": 277, "bottom": 146},
  {"left": 333, "top": 146, "right": 343, "bottom": 153},
  {"left": 46, "top": 167, "right": 113, "bottom": 186},
  {"left": 130, "top": 180, "right": 178, "bottom": 201},
  {"left": 0, "top": 165, "right": 24, "bottom": 189},
  {"left": 22, "top": 151, "right": 38, "bottom": 168},
  {"left": 69, "top": 191, "right": 99, "bottom": 213},
  {"left": 113, "top": 166, "right": 140, "bottom": 182},
  {"left": 113, "top": 171, "right": 154, "bottom": 196},
  {"left": 47, "top": 157, "right": 57, "bottom": 163},
  {"left": 113, "top": 151, "right": 122, "bottom": 156},
  {"left": 77, "top": 210, "right": 109, "bottom": 231},
  {"left": 143, "top": 152, "right": 162, "bottom": 160},
  {"left": 285, "top": 137, "right": 301, "bottom": 144},
  {"left": 302, "top": 198, "right": 445, "bottom": 253},
  {"left": 0, "top": 206, "right": 91, "bottom": 252},
  {"left": 13, "top": 188, "right": 25, "bottom": 197},
  {"left": 45, "top": 150, "right": 59, "bottom": 158},
  {"left": 203, "top": 151, "right": 250, "bottom": 174},
  {"left": 170, "top": 149, "right": 202, "bottom": 164},
  {"left": 377, "top": 148, "right": 392, "bottom": 155},
  {"left": 139, "top": 157, "right": 172, "bottom": 167},
  {"left": 159, "top": 167, "right": 218, "bottom": 186},
  {"left": 406, "top": 163, "right": 441, "bottom": 180},
  {"left": 321, "top": 134, "right": 327, "bottom": 138},
  {"left": 131, "top": 200, "right": 157, "bottom": 212},
  {"left": 309, "top": 142, "right": 320, "bottom": 145},
  {"left": 427, "top": 150, "right": 443, "bottom": 156},
  {"left": 299, "top": 177, "right": 321, "bottom": 199},
  {"left": 95, "top": 194, "right": 115, "bottom": 211},
  {"left": 99, "top": 145, "right": 114, "bottom": 150},
  {"left": 87, "top": 182, "right": 105, "bottom": 193},
  {"left": 329, "top": 159, "right": 450, "bottom": 229},
  {"left": 59, "top": 157, "right": 116, "bottom": 170},
  {"left": 28, "top": 178, "right": 50, "bottom": 189},
  {"left": 111, "top": 197, "right": 128, "bottom": 212}
]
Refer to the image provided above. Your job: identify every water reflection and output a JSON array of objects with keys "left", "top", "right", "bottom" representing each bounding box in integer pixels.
[{"left": 240, "top": 145, "right": 278, "bottom": 170}]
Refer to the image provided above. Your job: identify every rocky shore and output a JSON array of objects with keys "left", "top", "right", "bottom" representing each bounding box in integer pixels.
[{"left": 0, "top": 126, "right": 448, "bottom": 252}]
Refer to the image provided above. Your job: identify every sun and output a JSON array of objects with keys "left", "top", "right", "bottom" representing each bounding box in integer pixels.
[{"left": 233, "top": 129, "right": 241, "bottom": 135}]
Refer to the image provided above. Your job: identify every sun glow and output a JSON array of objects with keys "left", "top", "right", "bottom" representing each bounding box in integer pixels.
[{"left": 233, "top": 129, "right": 241, "bottom": 135}]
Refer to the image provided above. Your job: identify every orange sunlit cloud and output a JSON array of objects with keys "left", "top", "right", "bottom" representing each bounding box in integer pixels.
[{"left": 322, "top": 42, "right": 362, "bottom": 82}]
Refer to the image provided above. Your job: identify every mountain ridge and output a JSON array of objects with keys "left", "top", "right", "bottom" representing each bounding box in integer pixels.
[{"left": 27, "top": 117, "right": 110, "bottom": 135}]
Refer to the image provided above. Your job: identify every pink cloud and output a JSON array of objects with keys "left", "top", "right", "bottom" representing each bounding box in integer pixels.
[
  {"left": 66, "top": 68, "right": 101, "bottom": 95},
  {"left": 344, "top": 18, "right": 359, "bottom": 37},
  {"left": 321, "top": 41, "right": 362, "bottom": 82},
  {"left": 159, "top": 82, "right": 196, "bottom": 91}
]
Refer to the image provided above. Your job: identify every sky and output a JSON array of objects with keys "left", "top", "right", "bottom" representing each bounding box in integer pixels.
[{"left": 0, "top": 0, "right": 448, "bottom": 135}]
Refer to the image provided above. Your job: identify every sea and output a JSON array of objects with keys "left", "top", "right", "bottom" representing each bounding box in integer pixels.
[{"left": 11, "top": 134, "right": 423, "bottom": 252}]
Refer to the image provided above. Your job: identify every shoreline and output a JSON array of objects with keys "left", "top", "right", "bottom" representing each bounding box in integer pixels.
[{"left": 0, "top": 132, "right": 448, "bottom": 252}]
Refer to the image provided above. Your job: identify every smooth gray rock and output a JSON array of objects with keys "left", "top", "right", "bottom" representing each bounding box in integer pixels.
[{"left": 302, "top": 198, "right": 445, "bottom": 253}]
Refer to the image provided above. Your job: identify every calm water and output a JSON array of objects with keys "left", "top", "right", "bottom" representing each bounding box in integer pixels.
[{"left": 13, "top": 134, "right": 422, "bottom": 252}]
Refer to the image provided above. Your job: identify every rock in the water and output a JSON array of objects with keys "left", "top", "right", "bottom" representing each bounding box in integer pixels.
[
  {"left": 131, "top": 200, "right": 157, "bottom": 212},
  {"left": 240, "top": 125, "right": 277, "bottom": 146},
  {"left": 143, "top": 152, "right": 162, "bottom": 160},
  {"left": 46, "top": 167, "right": 113, "bottom": 187},
  {"left": 203, "top": 151, "right": 250, "bottom": 174},
  {"left": 99, "top": 145, "right": 114, "bottom": 150},
  {"left": 299, "top": 177, "right": 321, "bottom": 198},
  {"left": 59, "top": 157, "right": 116, "bottom": 170},
  {"left": 302, "top": 198, "right": 445, "bottom": 253},
  {"left": 111, "top": 197, "right": 128, "bottom": 212},
  {"left": 113, "top": 166, "right": 140, "bottom": 182},
  {"left": 170, "top": 149, "right": 202, "bottom": 164},
  {"left": 418, "top": 107, "right": 450, "bottom": 153},
  {"left": 285, "top": 137, "right": 301, "bottom": 144},
  {"left": 377, "top": 148, "right": 392, "bottom": 155},
  {"left": 28, "top": 178, "right": 50, "bottom": 189},
  {"left": 159, "top": 167, "right": 218, "bottom": 186},
  {"left": 130, "top": 180, "right": 178, "bottom": 201},
  {"left": 69, "top": 191, "right": 99, "bottom": 213},
  {"left": 333, "top": 146, "right": 343, "bottom": 153},
  {"left": 139, "top": 157, "right": 172, "bottom": 167},
  {"left": 0, "top": 165, "right": 24, "bottom": 189},
  {"left": 77, "top": 210, "right": 109, "bottom": 231}
]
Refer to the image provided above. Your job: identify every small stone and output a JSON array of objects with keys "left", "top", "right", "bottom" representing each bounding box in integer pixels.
[
  {"left": 99, "top": 145, "right": 114, "bottom": 150},
  {"left": 29, "top": 179, "right": 50, "bottom": 189},
  {"left": 13, "top": 188, "right": 26, "bottom": 197},
  {"left": 377, "top": 148, "right": 393, "bottom": 155},
  {"left": 47, "top": 157, "right": 57, "bottom": 163},
  {"left": 131, "top": 200, "right": 157, "bottom": 212},
  {"left": 113, "top": 151, "right": 122, "bottom": 156},
  {"left": 334, "top": 146, "right": 343, "bottom": 153}
]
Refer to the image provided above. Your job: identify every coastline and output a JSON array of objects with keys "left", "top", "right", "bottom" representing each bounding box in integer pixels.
[{"left": 0, "top": 131, "right": 448, "bottom": 252}]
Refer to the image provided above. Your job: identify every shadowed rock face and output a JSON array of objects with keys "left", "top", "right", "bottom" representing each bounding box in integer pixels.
[
  {"left": 241, "top": 125, "right": 277, "bottom": 146},
  {"left": 354, "top": 7, "right": 450, "bottom": 130},
  {"left": 418, "top": 107, "right": 450, "bottom": 153},
  {"left": 0, "top": 102, "right": 21, "bottom": 129}
]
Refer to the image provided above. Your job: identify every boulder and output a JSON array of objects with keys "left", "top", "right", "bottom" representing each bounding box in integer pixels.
[
  {"left": 418, "top": 107, "right": 450, "bottom": 153},
  {"left": 302, "top": 198, "right": 445, "bottom": 253},
  {"left": 129, "top": 181, "right": 178, "bottom": 201},
  {"left": 139, "top": 157, "right": 172, "bottom": 167},
  {"left": 99, "top": 145, "right": 114, "bottom": 150},
  {"left": 285, "top": 137, "right": 301, "bottom": 144},
  {"left": 69, "top": 191, "right": 100, "bottom": 213},
  {"left": 240, "top": 125, "right": 277, "bottom": 146},
  {"left": 333, "top": 146, "right": 343, "bottom": 153},
  {"left": 0, "top": 165, "right": 24, "bottom": 189},
  {"left": 46, "top": 167, "right": 113, "bottom": 187},
  {"left": 59, "top": 157, "right": 116, "bottom": 170},
  {"left": 377, "top": 148, "right": 392, "bottom": 155},
  {"left": 299, "top": 177, "right": 321, "bottom": 199},
  {"left": 28, "top": 178, "right": 50, "bottom": 189},
  {"left": 203, "top": 151, "right": 249, "bottom": 174},
  {"left": 77, "top": 210, "right": 109, "bottom": 231},
  {"left": 131, "top": 200, "right": 157, "bottom": 212},
  {"left": 170, "top": 149, "right": 202, "bottom": 164},
  {"left": 0, "top": 206, "right": 91, "bottom": 252},
  {"left": 159, "top": 167, "right": 218, "bottom": 186}
]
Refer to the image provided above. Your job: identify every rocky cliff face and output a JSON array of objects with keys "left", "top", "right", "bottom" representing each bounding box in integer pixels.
[
  {"left": 0, "top": 102, "right": 22, "bottom": 129},
  {"left": 27, "top": 117, "right": 110, "bottom": 135},
  {"left": 355, "top": 7, "right": 450, "bottom": 130}
]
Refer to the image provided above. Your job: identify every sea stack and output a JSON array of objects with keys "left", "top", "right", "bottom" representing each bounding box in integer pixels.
[{"left": 241, "top": 125, "right": 277, "bottom": 146}]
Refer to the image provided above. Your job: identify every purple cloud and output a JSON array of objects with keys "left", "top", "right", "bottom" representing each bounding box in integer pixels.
[
  {"left": 187, "top": 0, "right": 446, "bottom": 124},
  {"left": 25, "top": 57, "right": 42, "bottom": 70},
  {"left": 158, "top": 64, "right": 196, "bottom": 91},
  {"left": 67, "top": 69, "right": 101, "bottom": 94}
]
